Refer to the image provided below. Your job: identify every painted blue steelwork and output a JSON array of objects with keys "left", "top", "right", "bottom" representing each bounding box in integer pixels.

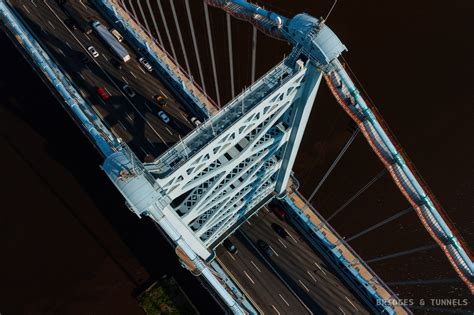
[
  {"left": 0, "top": 1, "right": 246, "bottom": 312},
  {"left": 282, "top": 193, "right": 398, "bottom": 315},
  {"left": 0, "top": 0, "right": 116, "bottom": 158},
  {"left": 214, "top": 0, "right": 473, "bottom": 293},
  {"left": 92, "top": 0, "right": 213, "bottom": 119}
]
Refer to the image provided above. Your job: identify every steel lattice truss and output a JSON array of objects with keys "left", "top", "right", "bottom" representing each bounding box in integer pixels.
[{"left": 148, "top": 55, "right": 321, "bottom": 249}]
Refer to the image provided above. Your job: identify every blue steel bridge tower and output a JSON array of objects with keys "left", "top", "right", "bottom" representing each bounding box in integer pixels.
[{"left": 137, "top": 0, "right": 472, "bottom": 291}]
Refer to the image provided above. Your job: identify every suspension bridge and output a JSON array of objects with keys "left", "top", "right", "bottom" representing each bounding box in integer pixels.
[{"left": 0, "top": 0, "right": 472, "bottom": 313}]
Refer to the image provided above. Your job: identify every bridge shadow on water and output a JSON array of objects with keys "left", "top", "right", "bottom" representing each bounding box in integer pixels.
[{"left": 0, "top": 23, "right": 222, "bottom": 314}]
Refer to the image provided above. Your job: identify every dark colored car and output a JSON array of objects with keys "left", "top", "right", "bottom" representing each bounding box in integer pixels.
[
  {"left": 110, "top": 58, "right": 122, "bottom": 69},
  {"left": 256, "top": 239, "right": 272, "bottom": 256},
  {"left": 223, "top": 239, "right": 238, "bottom": 254},
  {"left": 64, "top": 18, "right": 77, "bottom": 30},
  {"left": 271, "top": 223, "right": 288, "bottom": 239},
  {"left": 270, "top": 204, "right": 286, "bottom": 220}
]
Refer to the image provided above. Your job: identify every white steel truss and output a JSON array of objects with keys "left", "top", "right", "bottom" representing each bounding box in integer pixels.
[{"left": 146, "top": 53, "right": 323, "bottom": 257}]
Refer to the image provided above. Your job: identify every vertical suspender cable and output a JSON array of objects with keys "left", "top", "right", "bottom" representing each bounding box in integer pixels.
[
  {"left": 251, "top": 26, "right": 257, "bottom": 83},
  {"left": 157, "top": 0, "right": 178, "bottom": 61},
  {"left": 226, "top": 13, "right": 235, "bottom": 98},
  {"left": 136, "top": 0, "right": 152, "bottom": 35},
  {"left": 145, "top": 0, "right": 164, "bottom": 47},
  {"left": 203, "top": 1, "right": 221, "bottom": 106},
  {"left": 126, "top": 0, "right": 138, "bottom": 20},
  {"left": 170, "top": 0, "right": 191, "bottom": 75},
  {"left": 184, "top": 0, "right": 206, "bottom": 93}
]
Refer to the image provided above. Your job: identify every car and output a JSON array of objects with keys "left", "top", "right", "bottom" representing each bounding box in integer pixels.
[
  {"left": 96, "top": 86, "right": 110, "bottom": 101},
  {"left": 64, "top": 18, "right": 77, "bottom": 30},
  {"left": 78, "top": 52, "right": 90, "bottom": 64},
  {"left": 223, "top": 239, "right": 238, "bottom": 254},
  {"left": 154, "top": 94, "right": 167, "bottom": 106},
  {"left": 110, "top": 28, "right": 124, "bottom": 42},
  {"left": 256, "top": 240, "right": 273, "bottom": 256},
  {"left": 110, "top": 58, "right": 122, "bottom": 69},
  {"left": 87, "top": 45, "right": 99, "bottom": 58},
  {"left": 157, "top": 110, "right": 170, "bottom": 124},
  {"left": 269, "top": 203, "right": 286, "bottom": 220},
  {"left": 190, "top": 117, "right": 202, "bottom": 127},
  {"left": 122, "top": 85, "right": 135, "bottom": 97},
  {"left": 138, "top": 57, "right": 153, "bottom": 72},
  {"left": 271, "top": 223, "right": 288, "bottom": 238}
]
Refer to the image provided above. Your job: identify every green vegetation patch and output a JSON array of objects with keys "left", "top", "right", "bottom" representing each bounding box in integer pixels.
[{"left": 139, "top": 276, "right": 198, "bottom": 315}]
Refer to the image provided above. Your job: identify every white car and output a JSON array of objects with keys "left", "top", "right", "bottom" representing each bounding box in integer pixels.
[
  {"left": 138, "top": 57, "right": 153, "bottom": 72},
  {"left": 110, "top": 28, "right": 123, "bottom": 42},
  {"left": 157, "top": 110, "right": 170, "bottom": 124},
  {"left": 190, "top": 117, "right": 202, "bottom": 127},
  {"left": 122, "top": 85, "right": 135, "bottom": 98},
  {"left": 87, "top": 46, "right": 99, "bottom": 58}
]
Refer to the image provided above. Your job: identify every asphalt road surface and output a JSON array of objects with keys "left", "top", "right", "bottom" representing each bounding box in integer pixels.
[
  {"left": 10, "top": 0, "right": 197, "bottom": 161},
  {"left": 217, "top": 206, "right": 369, "bottom": 314}
]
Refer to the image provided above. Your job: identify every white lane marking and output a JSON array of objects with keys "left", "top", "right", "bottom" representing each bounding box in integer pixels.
[
  {"left": 227, "top": 251, "right": 236, "bottom": 261},
  {"left": 278, "top": 238, "right": 287, "bottom": 249},
  {"left": 138, "top": 66, "right": 146, "bottom": 74},
  {"left": 121, "top": 76, "right": 128, "bottom": 84},
  {"left": 57, "top": 48, "right": 65, "bottom": 56},
  {"left": 144, "top": 102, "right": 152, "bottom": 111},
  {"left": 243, "top": 271, "right": 255, "bottom": 285},
  {"left": 78, "top": 88, "right": 87, "bottom": 98},
  {"left": 65, "top": 41, "right": 72, "bottom": 49},
  {"left": 279, "top": 294, "right": 290, "bottom": 307},
  {"left": 78, "top": 73, "right": 85, "bottom": 81},
  {"left": 84, "top": 33, "right": 91, "bottom": 41},
  {"left": 345, "top": 296, "right": 358, "bottom": 311},
  {"left": 287, "top": 231, "right": 298, "bottom": 243},
  {"left": 22, "top": 4, "right": 31, "bottom": 14},
  {"left": 270, "top": 245, "right": 279, "bottom": 257},
  {"left": 139, "top": 146, "right": 147, "bottom": 155},
  {"left": 165, "top": 127, "right": 173, "bottom": 135},
  {"left": 180, "top": 111, "right": 188, "bottom": 120},
  {"left": 104, "top": 87, "right": 112, "bottom": 96},
  {"left": 307, "top": 270, "right": 317, "bottom": 283},
  {"left": 338, "top": 306, "right": 346, "bottom": 315},
  {"left": 250, "top": 260, "right": 261, "bottom": 273},
  {"left": 130, "top": 71, "right": 137, "bottom": 79},
  {"left": 298, "top": 279, "right": 310, "bottom": 292},
  {"left": 31, "top": 0, "right": 37, "bottom": 8},
  {"left": 314, "top": 261, "right": 326, "bottom": 275},
  {"left": 247, "top": 220, "right": 252, "bottom": 225},
  {"left": 48, "top": 20, "right": 55, "bottom": 30},
  {"left": 118, "top": 121, "right": 126, "bottom": 130},
  {"left": 127, "top": 113, "right": 133, "bottom": 121},
  {"left": 79, "top": 0, "right": 87, "bottom": 9},
  {"left": 271, "top": 305, "right": 281, "bottom": 315}
]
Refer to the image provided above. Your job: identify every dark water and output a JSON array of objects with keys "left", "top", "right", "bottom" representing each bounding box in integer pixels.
[
  {"left": 0, "top": 31, "right": 221, "bottom": 314},
  {"left": 0, "top": 0, "right": 472, "bottom": 314},
  {"left": 130, "top": 0, "right": 474, "bottom": 310}
]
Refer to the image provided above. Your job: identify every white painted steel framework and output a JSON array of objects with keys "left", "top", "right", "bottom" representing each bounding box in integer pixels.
[{"left": 145, "top": 51, "right": 323, "bottom": 257}]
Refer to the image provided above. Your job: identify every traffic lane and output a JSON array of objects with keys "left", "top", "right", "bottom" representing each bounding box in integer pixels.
[
  {"left": 244, "top": 209, "right": 368, "bottom": 314},
  {"left": 72, "top": 0, "right": 196, "bottom": 133},
  {"left": 28, "top": 0, "right": 177, "bottom": 155},
  {"left": 217, "top": 235, "right": 310, "bottom": 314},
  {"left": 11, "top": 1, "right": 163, "bottom": 157}
]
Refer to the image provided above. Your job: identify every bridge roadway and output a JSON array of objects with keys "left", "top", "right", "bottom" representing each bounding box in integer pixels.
[
  {"left": 11, "top": 0, "right": 195, "bottom": 161},
  {"left": 217, "top": 206, "right": 369, "bottom": 314},
  {"left": 10, "top": 1, "right": 371, "bottom": 313}
]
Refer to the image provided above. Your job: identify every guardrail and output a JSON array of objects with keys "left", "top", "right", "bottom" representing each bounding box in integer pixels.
[
  {"left": 282, "top": 190, "right": 411, "bottom": 314},
  {"left": 92, "top": 0, "right": 218, "bottom": 119},
  {"left": 0, "top": 0, "right": 117, "bottom": 157}
]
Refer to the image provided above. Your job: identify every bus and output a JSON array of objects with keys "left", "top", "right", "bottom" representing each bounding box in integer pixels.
[
  {"left": 91, "top": 20, "right": 131, "bottom": 63},
  {"left": 61, "top": 2, "right": 92, "bottom": 34}
]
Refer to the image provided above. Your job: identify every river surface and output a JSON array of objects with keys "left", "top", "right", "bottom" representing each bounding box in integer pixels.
[{"left": 0, "top": 0, "right": 472, "bottom": 314}]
